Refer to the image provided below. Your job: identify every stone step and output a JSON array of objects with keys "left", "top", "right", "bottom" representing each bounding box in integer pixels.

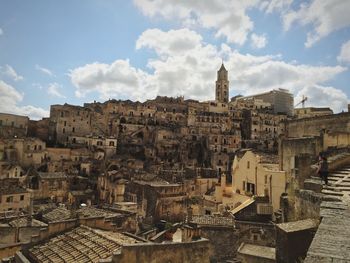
[
  {"left": 321, "top": 189, "right": 344, "bottom": 197},
  {"left": 329, "top": 173, "right": 348, "bottom": 178}
]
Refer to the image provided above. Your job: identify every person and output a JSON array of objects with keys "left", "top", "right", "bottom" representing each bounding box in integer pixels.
[{"left": 317, "top": 155, "right": 329, "bottom": 185}]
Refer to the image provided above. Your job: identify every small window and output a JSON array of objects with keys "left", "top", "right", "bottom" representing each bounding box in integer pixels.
[
  {"left": 20, "top": 195, "right": 24, "bottom": 201},
  {"left": 247, "top": 161, "right": 250, "bottom": 169},
  {"left": 6, "top": 196, "right": 13, "bottom": 203},
  {"left": 109, "top": 141, "right": 115, "bottom": 146},
  {"left": 243, "top": 181, "right": 246, "bottom": 191}
]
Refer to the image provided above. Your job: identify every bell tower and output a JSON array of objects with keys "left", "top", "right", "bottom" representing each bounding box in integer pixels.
[{"left": 215, "top": 63, "right": 229, "bottom": 103}]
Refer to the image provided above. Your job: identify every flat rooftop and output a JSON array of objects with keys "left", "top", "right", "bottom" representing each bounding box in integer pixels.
[
  {"left": 277, "top": 219, "right": 319, "bottom": 233},
  {"left": 238, "top": 242, "right": 275, "bottom": 260}
]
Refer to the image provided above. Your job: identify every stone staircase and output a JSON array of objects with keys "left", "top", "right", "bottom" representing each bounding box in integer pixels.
[{"left": 304, "top": 166, "right": 350, "bottom": 262}]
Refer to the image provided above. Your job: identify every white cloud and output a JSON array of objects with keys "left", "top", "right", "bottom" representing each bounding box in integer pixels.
[
  {"left": 259, "top": 0, "right": 293, "bottom": 13},
  {"left": 295, "top": 85, "right": 348, "bottom": 113},
  {"left": 133, "top": 0, "right": 261, "bottom": 45},
  {"left": 70, "top": 28, "right": 349, "bottom": 113},
  {"left": 283, "top": 0, "right": 350, "bottom": 47},
  {"left": 0, "top": 80, "right": 49, "bottom": 120},
  {"left": 136, "top": 28, "right": 203, "bottom": 56},
  {"left": 1, "top": 65, "right": 23, "bottom": 81},
  {"left": 47, "top": 83, "right": 66, "bottom": 98},
  {"left": 36, "top": 64, "right": 55, "bottom": 76},
  {"left": 0, "top": 28, "right": 3, "bottom": 35},
  {"left": 251, "top": 33, "right": 268, "bottom": 49},
  {"left": 337, "top": 40, "right": 350, "bottom": 64},
  {"left": 70, "top": 59, "right": 151, "bottom": 100}
]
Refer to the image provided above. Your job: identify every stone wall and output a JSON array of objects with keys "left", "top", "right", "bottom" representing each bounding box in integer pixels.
[
  {"left": 285, "top": 112, "right": 350, "bottom": 138},
  {"left": 199, "top": 226, "right": 238, "bottom": 262},
  {"left": 112, "top": 239, "right": 211, "bottom": 263},
  {"left": 0, "top": 243, "right": 22, "bottom": 261}
]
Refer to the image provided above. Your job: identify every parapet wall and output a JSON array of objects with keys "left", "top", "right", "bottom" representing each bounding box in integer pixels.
[
  {"left": 112, "top": 239, "right": 211, "bottom": 263},
  {"left": 285, "top": 112, "right": 350, "bottom": 138}
]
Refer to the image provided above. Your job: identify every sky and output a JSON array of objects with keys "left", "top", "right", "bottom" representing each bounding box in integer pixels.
[{"left": 0, "top": 0, "right": 350, "bottom": 119}]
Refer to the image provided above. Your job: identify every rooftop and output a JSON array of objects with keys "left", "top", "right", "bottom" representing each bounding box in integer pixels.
[
  {"left": 9, "top": 218, "right": 48, "bottom": 228},
  {"left": 238, "top": 242, "right": 275, "bottom": 260},
  {"left": 28, "top": 225, "right": 141, "bottom": 263},
  {"left": 42, "top": 206, "right": 73, "bottom": 222},
  {"left": 0, "top": 179, "right": 28, "bottom": 195},
  {"left": 190, "top": 215, "right": 235, "bottom": 227},
  {"left": 277, "top": 218, "right": 319, "bottom": 233},
  {"left": 76, "top": 206, "right": 119, "bottom": 218},
  {"left": 38, "top": 172, "right": 67, "bottom": 179}
]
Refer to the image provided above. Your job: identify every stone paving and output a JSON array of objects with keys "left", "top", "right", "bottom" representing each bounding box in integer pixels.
[{"left": 304, "top": 167, "right": 350, "bottom": 262}]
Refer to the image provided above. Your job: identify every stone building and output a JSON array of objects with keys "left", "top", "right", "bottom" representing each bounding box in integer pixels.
[
  {"left": 0, "top": 113, "right": 29, "bottom": 138},
  {"left": 294, "top": 107, "right": 333, "bottom": 119},
  {"left": 125, "top": 179, "right": 187, "bottom": 222},
  {"left": 0, "top": 138, "right": 47, "bottom": 168},
  {"left": 0, "top": 179, "right": 31, "bottom": 213},
  {"left": 49, "top": 104, "right": 94, "bottom": 144},
  {"left": 231, "top": 149, "right": 286, "bottom": 212},
  {"left": 68, "top": 135, "right": 117, "bottom": 158},
  {"left": 29, "top": 172, "right": 69, "bottom": 202},
  {"left": 242, "top": 88, "right": 294, "bottom": 116}
]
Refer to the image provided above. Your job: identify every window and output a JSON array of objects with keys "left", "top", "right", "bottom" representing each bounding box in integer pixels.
[
  {"left": 6, "top": 196, "right": 13, "bottom": 203},
  {"left": 62, "top": 128, "right": 65, "bottom": 134},
  {"left": 247, "top": 183, "right": 255, "bottom": 195},
  {"left": 20, "top": 195, "right": 24, "bottom": 201},
  {"left": 247, "top": 161, "right": 250, "bottom": 169},
  {"left": 0, "top": 120, "right": 2, "bottom": 126},
  {"left": 72, "top": 127, "right": 75, "bottom": 133},
  {"left": 109, "top": 141, "right": 115, "bottom": 146},
  {"left": 64, "top": 121, "right": 67, "bottom": 126},
  {"left": 97, "top": 141, "right": 103, "bottom": 146},
  {"left": 243, "top": 181, "right": 246, "bottom": 191}
]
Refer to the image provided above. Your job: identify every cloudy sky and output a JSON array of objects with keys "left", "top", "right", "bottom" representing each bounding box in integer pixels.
[{"left": 0, "top": 0, "right": 350, "bottom": 119}]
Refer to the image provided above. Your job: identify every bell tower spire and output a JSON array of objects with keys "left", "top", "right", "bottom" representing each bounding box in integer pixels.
[{"left": 215, "top": 63, "right": 229, "bottom": 103}]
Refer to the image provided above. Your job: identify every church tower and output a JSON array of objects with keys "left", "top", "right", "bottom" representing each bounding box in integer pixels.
[{"left": 215, "top": 63, "right": 229, "bottom": 103}]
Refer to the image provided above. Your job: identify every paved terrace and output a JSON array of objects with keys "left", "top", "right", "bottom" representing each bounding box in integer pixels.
[{"left": 305, "top": 166, "right": 350, "bottom": 262}]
